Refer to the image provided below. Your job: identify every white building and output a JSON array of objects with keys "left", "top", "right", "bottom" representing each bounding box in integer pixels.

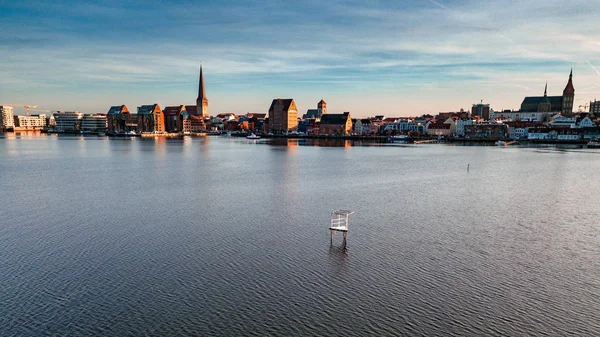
[
  {"left": 383, "top": 119, "right": 410, "bottom": 132},
  {"left": 493, "top": 110, "right": 550, "bottom": 122},
  {"left": 54, "top": 111, "right": 83, "bottom": 131},
  {"left": 17, "top": 115, "right": 46, "bottom": 130},
  {"left": 578, "top": 116, "right": 595, "bottom": 128},
  {"left": 0, "top": 106, "right": 15, "bottom": 130},
  {"left": 549, "top": 115, "right": 576, "bottom": 128},
  {"left": 455, "top": 119, "right": 473, "bottom": 137}
]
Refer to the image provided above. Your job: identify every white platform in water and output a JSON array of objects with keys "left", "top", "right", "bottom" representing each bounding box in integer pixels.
[{"left": 329, "top": 226, "right": 348, "bottom": 232}]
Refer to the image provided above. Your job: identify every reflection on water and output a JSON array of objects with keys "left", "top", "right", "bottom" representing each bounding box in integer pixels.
[{"left": 1, "top": 135, "right": 600, "bottom": 336}]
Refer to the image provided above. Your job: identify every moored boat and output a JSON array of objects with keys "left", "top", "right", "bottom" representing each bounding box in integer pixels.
[{"left": 247, "top": 133, "right": 260, "bottom": 140}]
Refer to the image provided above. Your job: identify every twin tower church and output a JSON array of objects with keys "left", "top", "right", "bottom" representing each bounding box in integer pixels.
[{"left": 520, "top": 69, "right": 575, "bottom": 115}]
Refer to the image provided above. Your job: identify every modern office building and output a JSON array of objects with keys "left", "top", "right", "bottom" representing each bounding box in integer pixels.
[
  {"left": 54, "top": 111, "right": 83, "bottom": 131},
  {"left": 472, "top": 102, "right": 490, "bottom": 120},
  {"left": 81, "top": 114, "right": 107, "bottom": 132},
  {"left": 0, "top": 106, "right": 15, "bottom": 130},
  {"left": 17, "top": 114, "right": 47, "bottom": 130}
]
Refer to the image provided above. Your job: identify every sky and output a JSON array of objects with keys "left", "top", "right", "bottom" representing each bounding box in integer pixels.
[{"left": 1, "top": 0, "right": 600, "bottom": 117}]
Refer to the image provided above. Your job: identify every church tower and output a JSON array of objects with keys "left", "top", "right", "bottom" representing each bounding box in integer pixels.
[
  {"left": 562, "top": 68, "right": 575, "bottom": 116},
  {"left": 538, "top": 83, "right": 552, "bottom": 113},
  {"left": 196, "top": 65, "right": 209, "bottom": 117},
  {"left": 317, "top": 99, "right": 327, "bottom": 119}
]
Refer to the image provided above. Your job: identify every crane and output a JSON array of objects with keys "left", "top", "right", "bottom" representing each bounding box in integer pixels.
[{"left": 0, "top": 104, "right": 38, "bottom": 116}]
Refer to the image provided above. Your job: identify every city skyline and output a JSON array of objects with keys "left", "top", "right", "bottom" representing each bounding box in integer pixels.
[{"left": 2, "top": 0, "right": 600, "bottom": 117}]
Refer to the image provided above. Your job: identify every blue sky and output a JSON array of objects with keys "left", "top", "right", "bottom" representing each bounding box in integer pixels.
[{"left": 1, "top": 0, "right": 600, "bottom": 117}]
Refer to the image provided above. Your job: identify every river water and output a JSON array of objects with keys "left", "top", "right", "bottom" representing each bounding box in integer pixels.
[{"left": 1, "top": 134, "right": 599, "bottom": 336}]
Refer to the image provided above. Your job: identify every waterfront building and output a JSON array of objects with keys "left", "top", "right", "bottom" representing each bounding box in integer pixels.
[
  {"left": 137, "top": 104, "right": 164, "bottom": 133},
  {"left": 528, "top": 128, "right": 554, "bottom": 140},
  {"left": 426, "top": 122, "right": 451, "bottom": 136},
  {"left": 268, "top": 98, "right": 298, "bottom": 134},
  {"left": 408, "top": 119, "right": 428, "bottom": 135},
  {"left": 493, "top": 109, "right": 549, "bottom": 122},
  {"left": 303, "top": 99, "right": 327, "bottom": 120},
  {"left": 577, "top": 114, "right": 595, "bottom": 128},
  {"left": 505, "top": 121, "right": 543, "bottom": 140},
  {"left": 107, "top": 105, "right": 130, "bottom": 133},
  {"left": 163, "top": 105, "right": 185, "bottom": 133},
  {"left": 556, "top": 128, "right": 583, "bottom": 140},
  {"left": 520, "top": 70, "right": 575, "bottom": 116},
  {"left": 549, "top": 114, "right": 577, "bottom": 128},
  {"left": 319, "top": 112, "right": 352, "bottom": 135},
  {"left": 196, "top": 66, "right": 209, "bottom": 118},
  {"left": 464, "top": 123, "right": 507, "bottom": 139},
  {"left": 54, "top": 111, "right": 83, "bottom": 131},
  {"left": 472, "top": 102, "right": 491, "bottom": 120},
  {"left": 81, "top": 114, "right": 107, "bottom": 132},
  {"left": 246, "top": 113, "right": 266, "bottom": 133},
  {"left": 583, "top": 127, "right": 600, "bottom": 140},
  {"left": 0, "top": 106, "right": 15, "bottom": 130},
  {"left": 455, "top": 118, "right": 473, "bottom": 137},
  {"left": 16, "top": 114, "right": 47, "bottom": 130},
  {"left": 383, "top": 118, "right": 410, "bottom": 133}
]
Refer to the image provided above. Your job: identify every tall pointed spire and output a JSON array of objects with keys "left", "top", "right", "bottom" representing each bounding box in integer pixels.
[
  {"left": 196, "top": 64, "right": 209, "bottom": 117},
  {"left": 198, "top": 65, "right": 206, "bottom": 100},
  {"left": 544, "top": 82, "right": 547, "bottom": 96}
]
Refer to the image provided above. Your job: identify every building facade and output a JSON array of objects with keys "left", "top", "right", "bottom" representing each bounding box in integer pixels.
[
  {"left": 319, "top": 112, "right": 352, "bottom": 135},
  {"left": 107, "top": 105, "right": 130, "bottom": 133},
  {"left": 163, "top": 105, "right": 185, "bottom": 133},
  {"left": 81, "top": 114, "right": 107, "bottom": 132},
  {"left": 17, "top": 115, "right": 47, "bottom": 130},
  {"left": 472, "top": 103, "right": 490, "bottom": 120},
  {"left": 590, "top": 100, "right": 600, "bottom": 115},
  {"left": 0, "top": 106, "right": 15, "bottom": 130},
  {"left": 268, "top": 98, "right": 298, "bottom": 134},
  {"left": 54, "top": 111, "right": 83, "bottom": 131},
  {"left": 137, "top": 104, "right": 164, "bottom": 133}
]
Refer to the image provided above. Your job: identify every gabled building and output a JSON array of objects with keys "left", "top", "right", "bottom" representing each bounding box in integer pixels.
[
  {"left": 107, "top": 105, "right": 130, "bottom": 133},
  {"left": 137, "top": 104, "right": 164, "bottom": 133},
  {"left": 268, "top": 98, "right": 298, "bottom": 134},
  {"left": 163, "top": 105, "right": 185, "bottom": 133},
  {"left": 319, "top": 112, "right": 352, "bottom": 135}
]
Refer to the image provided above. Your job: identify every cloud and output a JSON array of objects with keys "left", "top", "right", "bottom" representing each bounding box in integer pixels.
[{"left": 1, "top": 0, "right": 600, "bottom": 115}]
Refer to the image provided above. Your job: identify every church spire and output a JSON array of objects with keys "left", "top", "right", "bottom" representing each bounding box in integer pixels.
[
  {"left": 544, "top": 82, "right": 547, "bottom": 97},
  {"left": 563, "top": 68, "right": 575, "bottom": 96},
  {"left": 196, "top": 64, "right": 209, "bottom": 117},
  {"left": 198, "top": 65, "right": 206, "bottom": 100}
]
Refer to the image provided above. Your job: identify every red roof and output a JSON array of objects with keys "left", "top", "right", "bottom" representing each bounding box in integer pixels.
[
  {"left": 428, "top": 123, "right": 451, "bottom": 130},
  {"left": 185, "top": 105, "right": 198, "bottom": 114},
  {"left": 163, "top": 106, "right": 182, "bottom": 116}
]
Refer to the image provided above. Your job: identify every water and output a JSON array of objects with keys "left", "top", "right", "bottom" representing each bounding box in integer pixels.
[{"left": 1, "top": 134, "right": 599, "bottom": 336}]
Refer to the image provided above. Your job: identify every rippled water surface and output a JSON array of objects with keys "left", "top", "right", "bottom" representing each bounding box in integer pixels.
[{"left": 1, "top": 134, "right": 600, "bottom": 336}]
